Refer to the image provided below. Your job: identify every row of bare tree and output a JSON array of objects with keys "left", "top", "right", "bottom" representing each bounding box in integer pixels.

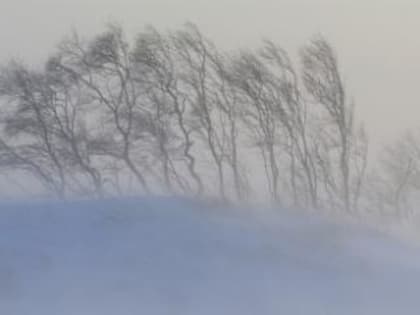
[{"left": 2, "top": 23, "right": 409, "bottom": 216}]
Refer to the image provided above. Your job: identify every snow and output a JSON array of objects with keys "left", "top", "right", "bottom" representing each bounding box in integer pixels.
[{"left": 1, "top": 197, "right": 420, "bottom": 314}]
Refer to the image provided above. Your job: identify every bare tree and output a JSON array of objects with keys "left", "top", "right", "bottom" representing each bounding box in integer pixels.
[
  {"left": 0, "top": 60, "right": 105, "bottom": 197},
  {"left": 209, "top": 53, "right": 251, "bottom": 200},
  {"left": 301, "top": 37, "right": 367, "bottom": 213},
  {"left": 171, "top": 24, "right": 229, "bottom": 200},
  {"left": 258, "top": 41, "right": 324, "bottom": 209},
  {"left": 375, "top": 131, "right": 420, "bottom": 218},
  {"left": 44, "top": 60, "right": 105, "bottom": 197},
  {"left": 0, "top": 62, "right": 68, "bottom": 197},
  {"left": 230, "top": 51, "right": 281, "bottom": 203},
  {"left": 50, "top": 25, "right": 152, "bottom": 193},
  {"left": 133, "top": 27, "right": 199, "bottom": 194}
]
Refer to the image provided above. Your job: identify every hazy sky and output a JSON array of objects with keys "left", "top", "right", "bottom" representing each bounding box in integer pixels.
[{"left": 0, "top": 0, "right": 418, "bottom": 148}]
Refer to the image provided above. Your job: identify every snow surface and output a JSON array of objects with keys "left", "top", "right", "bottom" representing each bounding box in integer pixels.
[{"left": 1, "top": 197, "right": 420, "bottom": 314}]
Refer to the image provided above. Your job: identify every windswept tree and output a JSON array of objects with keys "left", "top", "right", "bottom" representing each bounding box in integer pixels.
[
  {"left": 208, "top": 52, "right": 250, "bottom": 200},
  {"left": 301, "top": 37, "right": 368, "bottom": 213},
  {"left": 372, "top": 131, "right": 420, "bottom": 218},
  {"left": 132, "top": 27, "right": 199, "bottom": 194},
  {"left": 259, "top": 41, "right": 323, "bottom": 209},
  {"left": 0, "top": 62, "right": 68, "bottom": 197},
  {"left": 49, "top": 25, "right": 153, "bottom": 193},
  {"left": 0, "top": 61, "right": 105, "bottom": 197},
  {"left": 231, "top": 51, "right": 283, "bottom": 203},
  {"left": 44, "top": 60, "right": 105, "bottom": 197},
  {"left": 171, "top": 24, "right": 230, "bottom": 200}
]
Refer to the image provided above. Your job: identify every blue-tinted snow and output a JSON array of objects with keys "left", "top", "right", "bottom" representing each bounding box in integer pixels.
[{"left": 1, "top": 197, "right": 420, "bottom": 314}]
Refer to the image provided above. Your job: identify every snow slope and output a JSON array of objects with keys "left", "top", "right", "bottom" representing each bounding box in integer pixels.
[{"left": 1, "top": 197, "right": 420, "bottom": 315}]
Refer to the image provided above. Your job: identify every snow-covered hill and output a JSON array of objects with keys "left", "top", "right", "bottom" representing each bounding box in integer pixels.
[{"left": 1, "top": 197, "right": 420, "bottom": 314}]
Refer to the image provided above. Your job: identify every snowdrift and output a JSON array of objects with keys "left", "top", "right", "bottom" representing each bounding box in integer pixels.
[{"left": 1, "top": 197, "right": 420, "bottom": 314}]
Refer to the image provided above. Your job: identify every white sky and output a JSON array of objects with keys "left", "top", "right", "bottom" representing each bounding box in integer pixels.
[{"left": 0, "top": 0, "right": 418, "bottom": 147}]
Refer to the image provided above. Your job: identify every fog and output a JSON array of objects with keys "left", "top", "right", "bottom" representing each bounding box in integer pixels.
[{"left": 2, "top": 2, "right": 420, "bottom": 313}]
